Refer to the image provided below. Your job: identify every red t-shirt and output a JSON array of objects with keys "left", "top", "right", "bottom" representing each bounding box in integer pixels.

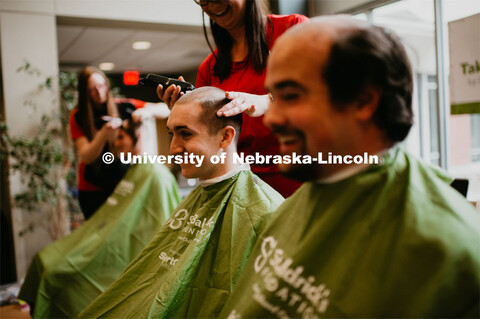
[
  {"left": 196, "top": 14, "right": 308, "bottom": 197},
  {"left": 70, "top": 98, "right": 145, "bottom": 191}
]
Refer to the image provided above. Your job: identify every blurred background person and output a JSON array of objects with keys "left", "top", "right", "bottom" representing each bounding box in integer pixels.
[
  {"left": 18, "top": 117, "right": 180, "bottom": 319},
  {"left": 71, "top": 66, "right": 169, "bottom": 219}
]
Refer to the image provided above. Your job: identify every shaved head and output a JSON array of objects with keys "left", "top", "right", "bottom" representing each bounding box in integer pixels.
[{"left": 175, "top": 87, "right": 242, "bottom": 140}]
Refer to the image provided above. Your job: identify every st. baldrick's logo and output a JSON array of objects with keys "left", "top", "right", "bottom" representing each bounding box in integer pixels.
[{"left": 253, "top": 236, "right": 330, "bottom": 318}]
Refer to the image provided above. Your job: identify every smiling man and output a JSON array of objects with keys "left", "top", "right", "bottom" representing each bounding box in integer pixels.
[
  {"left": 167, "top": 88, "right": 243, "bottom": 180},
  {"left": 79, "top": 86, "right": 284, "bottom": 319},
  {"left": 220, "top": 16, "right": 480, "bottom": 318}
]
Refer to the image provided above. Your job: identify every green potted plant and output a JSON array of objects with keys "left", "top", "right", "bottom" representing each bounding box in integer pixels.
[{"left": 0, "top": 62, "right": 81, "bottom": 240}]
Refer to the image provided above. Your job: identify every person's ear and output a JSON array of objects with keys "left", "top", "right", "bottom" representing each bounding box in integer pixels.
[
  {"left": 219, "top": 125, "right": 236, "bottom": 148},
  {"left": 355, "top": 86, "right": 381, "bottom": 121}
]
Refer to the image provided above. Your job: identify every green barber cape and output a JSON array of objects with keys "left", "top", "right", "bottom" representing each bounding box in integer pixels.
[
  {"left": 79, "top": 169, "right": 284, "bottom": 319},
  {"left": 18, "top": 163, "right": 180, "bottom": 318},
  {"left": 220, "top": 148, "right": 480, "bottom": 318}
]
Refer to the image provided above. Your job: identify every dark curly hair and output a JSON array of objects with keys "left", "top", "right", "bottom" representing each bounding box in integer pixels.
[{"left": 323, "top": 24, "right": 413, "bottom": 143}]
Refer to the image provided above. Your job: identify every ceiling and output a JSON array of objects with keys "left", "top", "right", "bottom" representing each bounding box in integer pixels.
[
  {"left": 56, "top": 18, "right": 212, "bottom": 75},
  {"left": 53, "top": 1, "right": 394, "bottom": 76}
]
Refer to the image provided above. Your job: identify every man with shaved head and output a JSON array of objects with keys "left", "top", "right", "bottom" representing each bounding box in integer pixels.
[
  {"left": 79, "top": 87, "right": 283, "bottom": 319},
  {"left": 220, "top": 16, "right": 480, "bottom": 318}
]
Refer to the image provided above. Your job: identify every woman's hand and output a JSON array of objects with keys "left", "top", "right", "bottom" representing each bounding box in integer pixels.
[
  {"left": 156, "top": 76, "right": 186, "bottom": 109},
  {"left": 75, "top": 119, "right": 121, "bottom": 164},
  {"left": 217, "top": 92, "right": 270, "bottom": 117},
  {"left": 97, "top": 119, "right": 121, "bottom": 141},
  {"left": 131, "top": 108, "right": 149, "bottom": 123},
  {"left": 103, "top": 118, "right": 122, "bottom": 132}
]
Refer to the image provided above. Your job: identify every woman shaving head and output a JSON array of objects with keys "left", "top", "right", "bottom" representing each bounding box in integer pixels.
[{"left": 158, "top": 0, "right": 308, "bottom": 197}]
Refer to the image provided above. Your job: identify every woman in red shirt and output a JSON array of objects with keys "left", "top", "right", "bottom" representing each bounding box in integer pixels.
[
  {"left": 158, "top": 0, "right": 308, "bottom": 197},
  {"left": 70, "top": 67, "right": 146, "bottom": 219}
]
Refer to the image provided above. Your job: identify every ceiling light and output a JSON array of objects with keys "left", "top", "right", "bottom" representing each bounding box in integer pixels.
[
  {"left": 132, "top": 41, "right": 151, "bottom": 50},
  {"left": 99, "top": 62, "right": 115, "bottom": 71}
]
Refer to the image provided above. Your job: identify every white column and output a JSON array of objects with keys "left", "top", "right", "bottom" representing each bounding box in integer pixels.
[{"left": 1, "top": 10, "right": 60, "bottom": 279}]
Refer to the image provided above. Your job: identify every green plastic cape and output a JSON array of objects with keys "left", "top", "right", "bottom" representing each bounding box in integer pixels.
[
  {"left": 18, "top": 163, "right": 180, "bottom": 318},
  {"left": 79, "top": 169, "right": 284, "bottom": 318},
  {"left": 220, "top": 148, "right": 480, "bottom": 318}
]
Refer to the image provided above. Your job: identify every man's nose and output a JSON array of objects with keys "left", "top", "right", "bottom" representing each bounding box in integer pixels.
[
  {"left": 263, "top": 100, "right": 287, "bottom": 131},
  {"left": 169, "top": 136, "right": 184, "bottom": 155}
]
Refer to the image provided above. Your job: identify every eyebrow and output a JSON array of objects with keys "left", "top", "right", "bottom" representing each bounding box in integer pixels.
[
  {"left": 166, "top": 125, "right": 189, "bottom": 132},
  {"left": 266, "top": 80, "right": 306, "bottom": 92}
]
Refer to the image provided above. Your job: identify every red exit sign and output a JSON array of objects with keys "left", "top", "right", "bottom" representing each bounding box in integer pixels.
[{"left": 123, "top": 71, "right": 139, "bottom": 85}]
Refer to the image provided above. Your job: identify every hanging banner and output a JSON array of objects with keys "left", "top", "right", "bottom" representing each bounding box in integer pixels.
[{"left": 449, "top": 13, "right": 480, "bottom": 114}]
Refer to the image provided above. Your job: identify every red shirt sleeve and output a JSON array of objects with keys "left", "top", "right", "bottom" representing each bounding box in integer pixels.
[{"left": 69, "top": 109, "right": 85, "bottom": 140}]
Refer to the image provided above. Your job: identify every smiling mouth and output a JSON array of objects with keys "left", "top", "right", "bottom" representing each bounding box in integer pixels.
[
  {"left": 271, "top": 125, "right": 305, "bottom": 153},
  {"left": 278, "top": 135, "right": 302, "bottom": 155}
]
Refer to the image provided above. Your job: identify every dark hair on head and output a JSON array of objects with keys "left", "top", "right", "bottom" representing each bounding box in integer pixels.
[
  {"left": 323, "top": 25, "right": 413, "bottom": 143},
  {"left": 175, "top": 87, "right": 243, "bottom": 142},
  {"left": 120, "top": 119, "right": 141, "bottom": 146},
  {"left": 206, "top": 0, "right": 271, "bottom": 82},
  {"left": 76, "top": 66, "right": 118, "bottom": 140}
]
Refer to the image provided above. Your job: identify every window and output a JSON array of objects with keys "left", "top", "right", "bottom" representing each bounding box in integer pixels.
[
  {"left": 443, "top": 0, "right": 480, "bottom": 203},
  {"left": 427, "top": 75, "right": 440, "bottom": 166},
  {"left": 349, "top": 0, "right": 480, "bottom": 203},
  {"left": 371, "top": 0, "right": 436, "bottom": 162}
]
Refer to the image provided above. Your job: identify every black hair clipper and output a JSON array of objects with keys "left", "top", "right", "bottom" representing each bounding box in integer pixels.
[{"left": 139, "top": 74, "right": 195, "bottom": 93}]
